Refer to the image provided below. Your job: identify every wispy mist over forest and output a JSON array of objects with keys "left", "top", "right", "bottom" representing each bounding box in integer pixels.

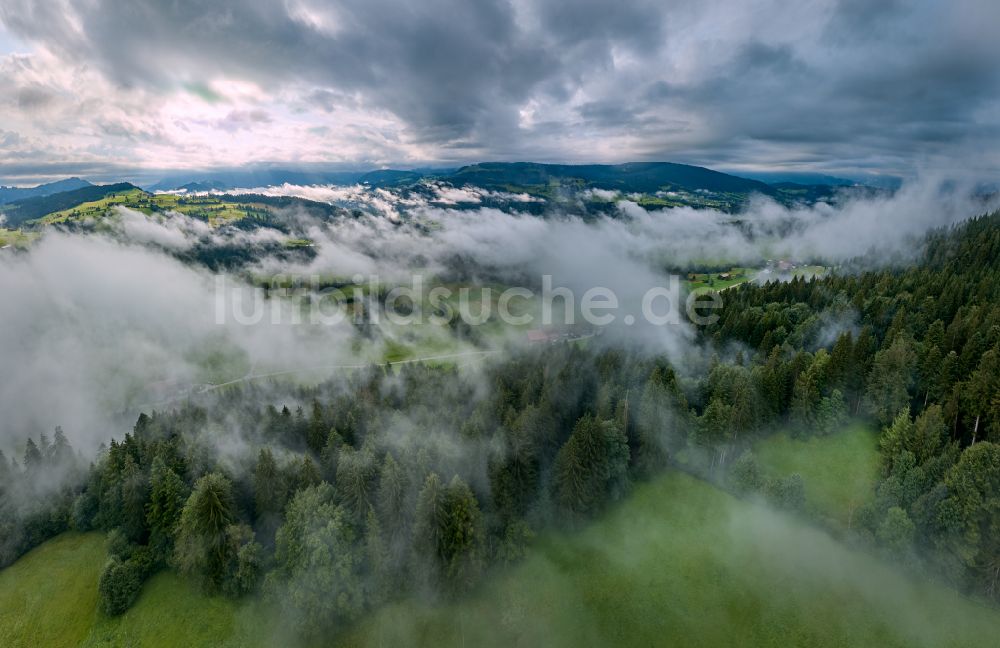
[
  {"left": 3, "top": 0, "right": 1000, "bottom": 645},
  {"left": 2, "top": 176, "right": 993, "bottom": 456}
]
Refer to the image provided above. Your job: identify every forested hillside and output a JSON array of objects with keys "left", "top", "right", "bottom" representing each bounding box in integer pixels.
[
  {"left": 0, "top": 345, "right": 684, "bottom": 637},
  {"left": 2, "top": 211, "right": 1000, "bottom": 640},
  {"left": 702, "top": 211, "right": 1000, "bottom": 595},
  {"left": 446, "top": 162, "right": 775, "bottom": 194},
  {"left": 0, "top": 178, "right": 92, "bottom": 205}
]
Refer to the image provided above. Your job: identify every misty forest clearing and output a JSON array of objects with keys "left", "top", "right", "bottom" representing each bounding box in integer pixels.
[
  {"left": 4, "top": 470, "right": 997, "bottom": 648},
  {"left": 0, "top": 533, "right": 268, "bottom": 648},
  {"left": 752, "top": 422, "right": 880, "bottom": 525},
  {"left": 342, "top": 471, "right": 1000, "bottom": 648}
]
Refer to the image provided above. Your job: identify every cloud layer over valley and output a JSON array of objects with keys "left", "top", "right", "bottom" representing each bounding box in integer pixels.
[{"left": 1, "top": 174, "right": 993, "bottom": 455}]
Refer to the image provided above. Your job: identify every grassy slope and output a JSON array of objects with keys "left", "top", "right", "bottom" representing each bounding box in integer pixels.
[
  {"left": 5, "top": 461, "right": 998, "bottom": 648},
  {"left": 39, "top": 189, "right": 260, "bottom": 227},
  {"left": 0, "top": 532, "right": 270, "bottom": 648},
  {"left": 0, "top": 532, "right": 103, "bottom": 647},
  {"left": 0, "top": 229, "right": 38, "bottom": 248},
  {"left": 40, "top": 188, "right": 149, "bottom": 223},
  {"left": 341, "top": 472, "right": 1000, "bottom": 648},
  {"left": 81, "top": 572, "right": 269, "bottom": 648},
  {"left": 753, "top": 421, "right": 880, "bottom": 525}
]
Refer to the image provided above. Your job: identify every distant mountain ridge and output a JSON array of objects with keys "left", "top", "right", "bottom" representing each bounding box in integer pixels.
[
  {"left": 147, "top": 161, "right": 782, "bottom": 196},
  {"left": 445, "top": 161, "right": 775, "bottom": 195},
  {"left": 732, "top": 171, "right": 857, "bottom": 186},
  {"left": 175, "top": 181, "right": 229, "bottom": 193},
  {"left": 0, "top": 178, "right": 93, "bottom": 205},
  {"left": 0, "top": 162, "right": 880, "bottom": 228},
  {"left": 148, "top": 170, "right": 366, "bottom": 192},
  {"left": 357, "top": 169, "right": 426, "bottom": 187}
]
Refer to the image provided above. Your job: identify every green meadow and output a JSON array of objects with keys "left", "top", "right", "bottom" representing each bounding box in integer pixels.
[
  {"left": 340, "top": 471, "right": 999, "bottom": 648},
  {"left": 752, "top": 421, "right": 881, "bottom": 525},
  {"left": 0, "top": 533, "right": 104, "bottom": 647},
  {"left": 0, "top": 533, "right": 270, "bottom": 648},
  {"left": 0, "top": 228, "right": 37, "bottom": 248},
  {"left": 684, "top": 267, "right": 756, "bottom": 291},
  {"left": 39, "top": 189, "right": 263, "bottom": 227}
]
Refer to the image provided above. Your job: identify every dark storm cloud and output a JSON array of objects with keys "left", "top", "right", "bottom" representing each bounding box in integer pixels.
[
  {"left": 627, "top": 1, "right": 1000, "bottom": 176},
  {"left": 0, "top": 0, "right": 556, "bottom": 143},
  {"left": 0, "top": 0, "right": 999, "bottom": 177}
]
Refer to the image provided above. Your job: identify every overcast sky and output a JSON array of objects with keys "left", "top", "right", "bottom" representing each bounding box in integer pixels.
[{"left": 1, "top": 0, "right": 999, "bottom": 184}]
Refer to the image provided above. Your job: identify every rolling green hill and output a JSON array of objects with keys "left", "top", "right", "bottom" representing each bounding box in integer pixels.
[
  {"left": 0, "top": 183, "right": 140, "bottom": 227},
  {"left": 0, "top": 181, "right": 352, "bottom": 231}
]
